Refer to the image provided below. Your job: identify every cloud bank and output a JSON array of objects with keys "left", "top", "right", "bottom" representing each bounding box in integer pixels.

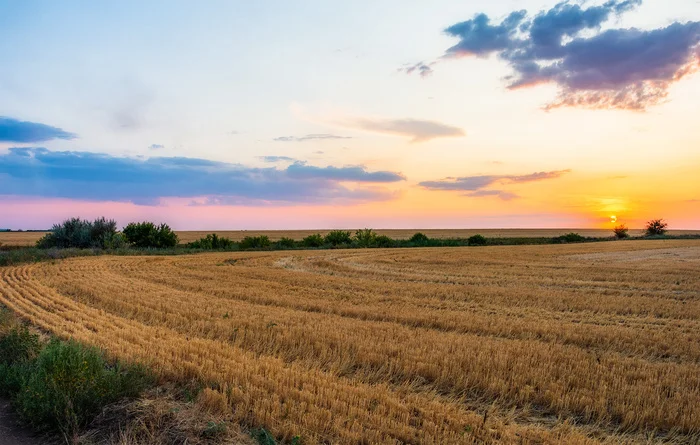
[
  {"left": 348, "top": 118, "right": 465, "bottom": 142},
  {"left": 410, "top": 1, "right": 700, "bottom": 110},
  {"left": 0, "top": 148, "right": 404, "bottom": 205},
  {"left": 419, "top": 169, "right": 570, "bottom": 200},
  {"left": 0, "top": 117, "right": 77, "bottom": 143}
]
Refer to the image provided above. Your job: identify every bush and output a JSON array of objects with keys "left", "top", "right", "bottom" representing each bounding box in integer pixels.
[
  {"left": 102, "top": 232, "right": 128, "bottom": 249},
  {"left": 324, "top": 230, "right": 352, "bottom": 246},
  {"left": 374, "top": 235, "right": 396, "bottom": 248},
  {"left": 15, "top": 339, "right": 151, "bottom": 439},
  {"left": 354, "top": 228, "right": 377, "bottom": 248},
  {"left": 467, "top": 234, "right": 488, "bottom": 246},
  {"left": 302, "top": 234, "right": 324, "bottom": 248},
  {"left": 613, "top": 224, "right": 629, "bottom": 239},
  {"left": 409, "top": 232, "right": 429, "bottom": 245},
  {"left": 0, "top": 325, "right": 41, "bottom": 366},
  {"left": 189, "top": 234, "right": 235, "bottom": 250},
  {"left": 123, "top": 222, "right": 179, "bottom": 248},
  {"left": 239, "top": 235, "right": 271, "bottom": 250},
  {"left": 0, "top": 325, "right": 41, "bottom": 397},
  {"left": 275, "top": 237, "right": 296, "bottom": 249},
  {"left": 645, "top": 219, "right": 668, "bottom": 236},
  {"left": 37, "top": 217, "right": 118, "bottom": 249},
  {"left": 554, "top": 233, "right": 586, "bottom": 243}
]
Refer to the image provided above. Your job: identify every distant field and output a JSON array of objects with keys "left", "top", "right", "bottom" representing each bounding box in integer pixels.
[
  {"left": 1, "top": 239, "right": 698, "bottom": 443},
  {"left": 3, "top": 228, "right": 700, "bottom": 246}
]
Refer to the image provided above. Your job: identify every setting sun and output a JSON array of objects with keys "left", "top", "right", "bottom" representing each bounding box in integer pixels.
[{"left": 611, "top": 215, "right": 617, "bottom": 223}]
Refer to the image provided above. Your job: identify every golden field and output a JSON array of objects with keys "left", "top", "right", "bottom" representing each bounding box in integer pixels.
[
  {"left": 1, "top": 240, "right": 699, "bottom": 443},
  {"left": 2, "top": 228, "right": 700, "bottom": 246}
]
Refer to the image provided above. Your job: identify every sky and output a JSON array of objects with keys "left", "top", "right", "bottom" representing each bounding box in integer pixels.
[{"left": 1, "top": 0, "right": 699, "bottom": 230}]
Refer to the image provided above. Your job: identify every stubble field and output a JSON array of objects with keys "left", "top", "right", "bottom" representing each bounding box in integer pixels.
[{"left": 1, "top": 240, "right": 699, "bottom": 444}]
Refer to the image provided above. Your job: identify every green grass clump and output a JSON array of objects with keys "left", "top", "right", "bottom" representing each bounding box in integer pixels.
[
  {"left": 0, "top": 311, "right": 152, "bottom": 443},
  {"left": 15, "top": 339, "right": 152, "bottom": 439}
]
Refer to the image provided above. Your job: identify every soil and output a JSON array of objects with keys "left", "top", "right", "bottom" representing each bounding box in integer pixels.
[{"left": 0, "top": 400, "right": 46, "bottom": 445}]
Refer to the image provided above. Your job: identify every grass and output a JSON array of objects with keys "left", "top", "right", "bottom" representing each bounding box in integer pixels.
[{"left": 1, "top": 240, "right": 699, "bottom": 443}]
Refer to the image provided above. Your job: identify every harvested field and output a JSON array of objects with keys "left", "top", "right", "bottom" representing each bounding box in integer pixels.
[
  {"left": 3, "top": 228, "right": 700, "bottom": 246},
  {"left": 1, "top": 240, "right": 699, "bottom": 444}
]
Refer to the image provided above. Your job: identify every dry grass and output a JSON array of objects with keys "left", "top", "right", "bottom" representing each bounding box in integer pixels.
[
  {"left": 3, "top": 228, "right": 700, "bottom": 246},
  {"left": 1, "top": 240, "right": 699, "bottom": 443},
  {"left": 80, "top": 385, "right": 256, "bottom": 445}
]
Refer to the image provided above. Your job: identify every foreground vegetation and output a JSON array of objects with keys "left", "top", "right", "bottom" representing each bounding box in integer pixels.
[
  {"left": 0, "top": 308, "right": 152, "bottom": 443},
  {"left": 1, "top": 240, "right": 698, "bottom": 443}
]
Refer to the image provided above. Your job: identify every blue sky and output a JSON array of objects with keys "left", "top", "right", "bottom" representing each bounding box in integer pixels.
[{"left": 1, "top": 0, "right": 699, "bottom": 229}]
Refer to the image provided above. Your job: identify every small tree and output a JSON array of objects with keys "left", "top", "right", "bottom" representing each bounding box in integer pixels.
[
  {"left": 409, "top": 232, "right": 429, "bottom": 245},
  {"left": 275, "top": 237, "right": 296, "bottom": 249},
  {"left": 468, "top": 234, "right": 488, "bottom": 246},
  {"left": 613, "top": 224, "right": 629, "bottom": 239},
  {"left": 190, "top": 233, "right": 235, "bottom": 249},
  {"left": 302, "top": 234, "right": 324, "bottom": 248},
  {"left": 645, "top": 219, "right": 668, "bottom": 237},
  {"left": 374, "top": 235, "right": 395, "bottom": 248},
  {"left": 122, "top": 222, "right": 178, "bottom": 248},
  {"left": 354, "top": 228, "right": 377, "bottom": 248},
  {"left": 324, "top": 230, "right": 352, "bottom": 246},
  {"left": 37, "top": 217, "right": 119, "bottom": 249},
  {"left": 239, "top": 235, "right": 271, "bottom": 249}
]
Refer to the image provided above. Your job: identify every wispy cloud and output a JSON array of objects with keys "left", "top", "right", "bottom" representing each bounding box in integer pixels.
[
  {"left": 148, "top": 144, "right": 165, "bottom": 150},
  {"left": 464, "top": 190, "right": 519, "bottom": 200},
  {"left": 274, "top": 133, "right": 352, "bottom": 142},
  {"left": 399, "top": 61, "right": 435, "bottom": 78},
  {"left": 346, "top": 117, "right": 465, "bottom": 143},
  {"left": 407, "top": 1, "right": 700, "bottom": 110},
  {"left": 0, "top": 148, "right": 404, "bottom": 205},
  {"left": 0, "top": 117, "right": 77, "bottom": 143},
  {"left": 258, "top": 156, "right": 298, "bottom": 163},
  {"left": 419, "top": 169, "right": 570, "bottom": 199},
  {"left": 286, "top": 162, "right": 405, "bottom": 182}
]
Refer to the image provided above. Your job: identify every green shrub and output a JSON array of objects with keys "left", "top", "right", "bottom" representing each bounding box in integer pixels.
[
  {"left": 324, "top": 230, "right": 352, "bottom": 246},
  {"left": 275, "top": 237, "right": 296, "bottom": 249},
  {"left": 102, "top": 232, "right": 128, "bottom": 249},
  {"left": 0, "top": 325, "right": 42, "bottom": 397},
  {"left": 37, "top": 217, "right": 118, "bottom": 249},
  {"left": 645, "top": 219, "right": 668, "bottom": 236},
  {"left": 554, "top": 233, "right": 586, "bottom": 243},
  {"left": 374, "top": 235, "right": 396, "bottom": 248},
  {"left": 354, "top": 228, "right": 377, "bottom": 248},
  {"left": 239, "top": 235, "right": 271, "bottom": 250},
  {"left": 189, "top": 233, "right": 235, "bottom": 250},
  {"left": 409, "top": 232, "right": 429, "bottom": 245},
  {"left": 613, "top": 224, "right": 629, "bottom": 239},
  {"left": 15, "top": 339, "right": 151, "bottom": 439},
  {"left": 302, "top": 234, "right": 324, "bottom": 248},
  {"left": 467, "top": 234, "right": 488, "bottom": 246},
  {"left": 123, "top": 222, "right": 179, "bottom": 248},
  {"left": 0, "top": 325, "right": 41, "bottom": 366}
]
